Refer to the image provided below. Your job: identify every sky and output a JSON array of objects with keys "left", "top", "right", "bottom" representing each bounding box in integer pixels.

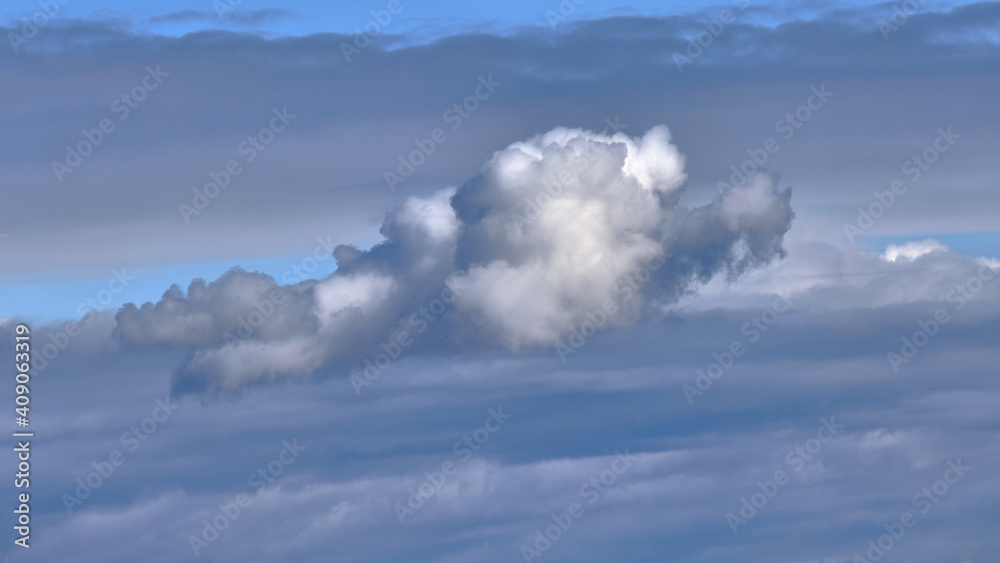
[
  {"left": 0, "top": 0, "right": 959, "bottom": 39},
  {"left": 1, "top": 1, "right": 999, "bottom": 562}
]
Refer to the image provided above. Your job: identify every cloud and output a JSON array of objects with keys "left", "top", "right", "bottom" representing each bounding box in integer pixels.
[
  {"left": 883, "top": 239, "right": 949, "bottom": 262},
  {"left": 683, "top": 234, "right": 1000, "bottom": 313},
  {"left": 116, "top": 187, "right": 461, "bottom": 393},
  {"left": 115, "top": 126, "right": 793, "bottom": 393},
  {"left": 448, "top": 126, "right": 687, "bottom": 349},
  {"left": 22, "top": 330, "right": 1000, "bottom": 563},
  {"left": 146, "top": 9, "right": 209, "bottom": 25},
  {"left": 147, "top": 8, "right": 295, "bottom": 26}
]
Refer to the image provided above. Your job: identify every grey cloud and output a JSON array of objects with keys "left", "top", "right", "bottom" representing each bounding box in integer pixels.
[
  {"left": 661, "top": 174, "right": 793, "bottom": 297},
  {"left": 146, "top": 9, "right": 210, "bottom": 25},
  {"left": 114, "top": 268, "right": 319, "bottom": 348},
  {"left": 686, "top": 235, "right": 1000, "bottom": 313},
  {"left": 8, "top": 303, "right": 1000, "bottom": 562},
  {"left": 147, "top": 8, "right": 295, "bottom": 26},
  {"left": 1, "top": 4, "right": 998, "bottom": 280}
]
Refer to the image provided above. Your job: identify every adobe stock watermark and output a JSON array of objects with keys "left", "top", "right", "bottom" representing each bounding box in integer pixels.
[
  {"left": 7, "top": 0, "right": 72, "bottom": 54},
  {"left": 279, "top": 235, "right": 339, "bottom": 285},
  {"left": 726, "top": 417, "right": 843, "bottom": 533},
  {"left": 189, "top": 440, "right": 306, "bottom": 556},
  {"left": 179, "top": 106, "right": 296, "bottom": 223},
  {"left": 849, "top": 458, "right": 969, "bottom": 562},
  {"left": 878, "top": 0, "right": 924, "bottom": 40},
  {"left": 682, "top": 292, "right": 794, "bottom": 405},
  {"left": 61, "top": 395, "right": 180, "bottom": 513},
  {"left": 212, "top": 0, "right": 242, "bottom": 20},
  {"left": 223, "top": 236, "right": 350, "bottom": 348},
  {"left": 351, "top": 277, "right": 467, "bottom": 395},
  {"left": 340, "top": 0, "right": 404, "bottom": 63},
  {"left": 224, "top": 289, "right": 360, "bottom": 348},
  {"left": 33, "top": 269, "right": 136, "bottom": 375},
  {"left": 545, "top": 0, "right": 586, "bottom": 30},
  {"left": 716, "top": 84, "right": 834, "bottom": 193},
  {"left": 844, "top": 127, "right": 959, "bottom": 243},
  {"left": 222, "top": 285, "right": 290, "bottom": 348},
  {"left": 887, "top": 261, "right": 996, "bottom": 373},
  {"left": 384, "top": 74, "right": 501, "bottom": 191},
  {"left": 51, "top": 65, "right": 169, "bottom": 183},
  {"left": 554, "top": 249, "right": 665, "bottom": 363},
  {"left": 509, "top": 116, "right": 629, "bottom": 229},
  {"left": 673, "top": 0, "right": 750, "bottom": 72},
  {"left": 520, "top": 450, "right": 638, "bottom": 562},
  {"left": 394, "top": 407, "right": 512, "bottom": 524}
]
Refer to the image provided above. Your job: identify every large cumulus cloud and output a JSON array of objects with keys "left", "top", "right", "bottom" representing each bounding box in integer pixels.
[{"left": 116, "top": 125, "right": 793, "bottom": 392}]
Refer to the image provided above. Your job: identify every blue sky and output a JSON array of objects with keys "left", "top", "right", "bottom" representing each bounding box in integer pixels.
[
  {"left": 0, "top": 256, "right": 339, "bottom": 323},
  {"left": 2, "top": 0, "right": 952, "bottom": 38},
  {"left": 1, "top": 1, "right": 999, "bottom": 562}
]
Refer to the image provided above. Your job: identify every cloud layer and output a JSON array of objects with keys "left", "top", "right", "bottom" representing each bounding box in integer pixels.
[{"left": 3, "top": 5, "right": 999, "bottom": 562}]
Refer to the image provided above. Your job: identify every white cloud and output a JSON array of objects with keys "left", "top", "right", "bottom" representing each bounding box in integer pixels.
[
  {"left": 116, "top": 126, "right": 793, "bottom": 391},
  {"left": 882, "top": 239, "right": 949, "bottom": 262}
]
